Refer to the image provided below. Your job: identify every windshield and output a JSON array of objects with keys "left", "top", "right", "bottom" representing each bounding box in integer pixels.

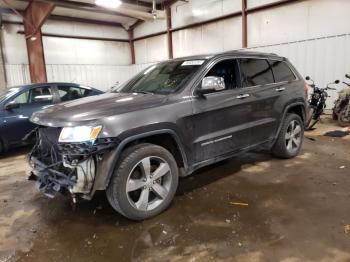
[
  {"left": 0, "top": 87, "right": 20, "bottom": 102},
  {"left": 118, "top": 59, "right": 206, "bottom": 94}
]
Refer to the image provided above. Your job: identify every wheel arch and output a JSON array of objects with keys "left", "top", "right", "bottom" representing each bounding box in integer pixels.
[
  {"left": 96, "top": 129, "right": 189, "bottom": 192},
  {"left": 273, "top": 101, "right": 306, "bottom": 144}
]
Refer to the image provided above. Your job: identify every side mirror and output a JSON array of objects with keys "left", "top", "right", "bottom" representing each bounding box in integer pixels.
[
  {"left": 4, "top": 101, "right": 20, "bottom": 111},
  {"left": 198, "top": 76, "right": 225, "bottom": 95},
  {"left": 345, "top": 74, "right": 350, "bottom": 79},
  {"left": 334, "top": 80, "right": 340, "bottom": 84},
  {"left": 305, "top": 76, "right": 310, "bottom": 81}
]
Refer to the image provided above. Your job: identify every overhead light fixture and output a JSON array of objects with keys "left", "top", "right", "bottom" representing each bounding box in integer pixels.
[{"left": 95, "top": 0, "right": 122, "bottom": 9}]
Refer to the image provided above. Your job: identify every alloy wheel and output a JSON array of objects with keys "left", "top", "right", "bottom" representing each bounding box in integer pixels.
[
  {"left": 126, "top": 156, "right": 172, "bottom": 212},
  {"left": 285, "top": 120, "right": 302, "bottom": 153}
]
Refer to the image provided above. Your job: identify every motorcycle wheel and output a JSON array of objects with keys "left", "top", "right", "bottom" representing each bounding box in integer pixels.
[
  {"left": 338, "top": 109, "right": 350, "bottom": 127},
  {"left": 305, "top": 107, "right": 316, "bottom": 130},
  {"left": 332, "top": 110, "right": 338, "bottom": 120}
]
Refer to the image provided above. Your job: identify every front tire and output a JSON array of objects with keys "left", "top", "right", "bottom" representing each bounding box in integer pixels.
[
  {"left": 106, "top": 143, "right": 179, "bottom": 221},
  {"left": 272, "top": 113, "right": 304, "bottom": 159}
]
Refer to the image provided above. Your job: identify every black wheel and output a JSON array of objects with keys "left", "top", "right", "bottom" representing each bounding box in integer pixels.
[
  {"left": 332, "top": 110, "right": 338, "bottom": 120},
  {"left": 305, "top": 107, "right": 315, "bottom": 130},
  {"left": 338, "top": 108, "right": 350, "bottom": 127},
  {"left": 272, "top": 113, "right": 304, "bottom": 159},
  {"left": 106, "top": 143, "right": 179, "bottom": 221}
]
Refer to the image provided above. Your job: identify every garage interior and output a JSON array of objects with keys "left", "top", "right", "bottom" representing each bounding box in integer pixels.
[{"left": 0, "top": 0, "right": 350, "bottom": 261}]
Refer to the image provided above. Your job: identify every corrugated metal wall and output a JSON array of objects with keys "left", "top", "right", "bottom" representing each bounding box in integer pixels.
[
  {"left": 4, "top": 64, "right": 30, "bottom": 87},
  {"left": 247, "top": 33, "right": 350, "bottom": 108},
  {"left": 4, "top": 62, "right": 153, "bottom": 90},
  {"left": 46, "top": 63, "right": 153, "bottom": 91}
]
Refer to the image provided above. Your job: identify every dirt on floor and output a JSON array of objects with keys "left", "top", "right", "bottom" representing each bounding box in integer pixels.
[{"left": 0, "top": 119, "right": 350, "bottom": 262}]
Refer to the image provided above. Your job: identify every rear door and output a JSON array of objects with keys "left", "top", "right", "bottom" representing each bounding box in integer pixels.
[
  {"left": 269, "top": 58, "right": 298, "bottom": 119},
  {"left": 56, "top": 85, "right": 94, "bottom": 102},
  {"left": 190, "top": 58, "right": 256, "bottom": 163},
  {"left": 238, "top": 58, "right": 285, "bottom": 145}
]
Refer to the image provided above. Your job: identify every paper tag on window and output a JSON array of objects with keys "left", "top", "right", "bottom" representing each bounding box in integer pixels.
[{"left": 181, "top": 60, "right": 205, "bottom": 66}]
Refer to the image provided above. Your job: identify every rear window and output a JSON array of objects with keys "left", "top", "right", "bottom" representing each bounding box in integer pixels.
[
  {"left": 239, "top": 58, "right": 274, "bottom": 87},
  {"left": 270, "top": 60, "right": 296, "bottom": 82}
]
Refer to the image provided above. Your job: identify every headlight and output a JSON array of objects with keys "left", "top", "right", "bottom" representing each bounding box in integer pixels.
[{"left": 58, "top": 126, "right": 102, "bottom": 143}]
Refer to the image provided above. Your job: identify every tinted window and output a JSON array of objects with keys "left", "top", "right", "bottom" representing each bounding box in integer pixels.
[
  {"left": 14, "top": 86, "right": 53, "bottom": 105},
  {"left": 58, "top": 86, "right": 92, "bottom": 102},
  {"left": 239, "top": 58, "right": 274, "bottom": 87},
  {"left": 205, "top": 59, "right": 239, "bottom": 90},
  {"left": 270, "top": 60, "right": 296, "bottom": 82}
]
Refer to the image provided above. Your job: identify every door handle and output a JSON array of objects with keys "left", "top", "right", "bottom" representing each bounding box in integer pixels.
[
  {"left": 236, "top": 94, "right": 250, "bottom": 99},
  {"left": 275, "top": 87, "right": 285, "bottom": 92}
]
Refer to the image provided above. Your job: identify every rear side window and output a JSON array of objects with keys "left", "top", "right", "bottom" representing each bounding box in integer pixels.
[
  {"left": 239, "top": 58, "right": 274, "bottom": 87},
  {"left": 58, "top": 86, "right": 92, "bottom": 102},
  {"left": 270, "top": 60, "right": 296, "bottom": 82}
]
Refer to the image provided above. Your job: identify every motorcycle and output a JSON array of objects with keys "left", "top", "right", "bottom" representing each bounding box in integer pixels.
[
  {"left": 332, "top": 74, "right": 350, "bottom": 127},
  {"left": 305, "top": 76, "right": 339, "bottom": 130}
]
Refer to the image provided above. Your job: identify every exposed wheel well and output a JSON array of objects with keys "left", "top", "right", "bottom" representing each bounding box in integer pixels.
[
  {"left": 287, "top": 104, "right": 305, "bottom": 122},
  {"left": 122, "top": 133, "right": 185, "bottom": 168}
]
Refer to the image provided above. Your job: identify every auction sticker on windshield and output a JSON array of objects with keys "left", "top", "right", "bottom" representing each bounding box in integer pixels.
[{"left": 181, "top": 60, "right": 205, "bottom": 66}]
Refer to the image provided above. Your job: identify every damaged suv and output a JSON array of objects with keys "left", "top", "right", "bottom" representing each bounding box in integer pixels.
[{"left": 29, "top": 51, "right": 307, "bottom": 220}]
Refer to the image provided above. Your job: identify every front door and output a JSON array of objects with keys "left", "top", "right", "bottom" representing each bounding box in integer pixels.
[
  {"left": 190, "top": 59, "right": 256, "bottom": 163},
  {"left": 2, "top": 86, "right": 54, "bottom": 145}
]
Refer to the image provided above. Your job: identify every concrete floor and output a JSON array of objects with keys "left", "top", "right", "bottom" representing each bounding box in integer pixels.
[{"left": 0, "top": 119, "right": 349, "bottom": 262}]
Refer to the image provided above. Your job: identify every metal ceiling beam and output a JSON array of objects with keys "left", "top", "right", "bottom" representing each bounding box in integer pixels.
[
  {"left": 0, "top": 8, "right": 125, "bottom": 27},
  {"left": 49, "top": 14, "right": 124, "bottom": 27},
  {"left": 17, "top": 0, "right": 137, "bottom": 20},
  {"left": 122, "top": 0, "right": 162, "bottom": 9},
  {"left": 18, "top": 30, "right": 129, "bottom": 42},
  {"left": 129, "top": 19, "right": 144, "bottom": 30}
]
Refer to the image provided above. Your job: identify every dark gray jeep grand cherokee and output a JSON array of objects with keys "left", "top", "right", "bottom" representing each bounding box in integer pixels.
[{"left": 29, "top": 51, "right": 307, "bottom": 220}]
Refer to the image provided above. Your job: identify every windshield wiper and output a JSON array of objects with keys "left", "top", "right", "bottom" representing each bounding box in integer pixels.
[{"left": 131, "top": 91, "right": 154, "bottom": 95}]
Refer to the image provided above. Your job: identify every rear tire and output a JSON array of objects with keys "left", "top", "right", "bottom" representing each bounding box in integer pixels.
[
  {"left": 272, "top": 113, "right": 304, "bottom": 159},
  {"left": 332, "top": 110, "right": 338, "bottom": 120},
  {"left": 106, "top": 143, "right": 179, "bottom": 221},
  {"left": 338, "top": 109, "right": 350, "bottom": 127}
]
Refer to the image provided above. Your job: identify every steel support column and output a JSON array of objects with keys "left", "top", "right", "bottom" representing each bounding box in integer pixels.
[
  {"left": 242, "top": 0, "right": 248, "bottom": 48},
  {"left": 165, "top": 5, "right": 173, "bottom": 59},
  {"left": 128, "top": 30, "right": 135, "bottom": 64},
  {"left": 23, "top": 0, "right": 55, "bottom": 83}
]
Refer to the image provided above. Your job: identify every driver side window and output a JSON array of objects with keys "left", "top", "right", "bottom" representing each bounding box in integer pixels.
[
  {"left": 204, "top": 59, "right": 239, "bottom": 91},
  {"left": 15, "top": 91, "right": 30, "bottom": 104}
]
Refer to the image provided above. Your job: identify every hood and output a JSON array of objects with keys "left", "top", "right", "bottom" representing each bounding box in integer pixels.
[{"left": 31, "top": 92, "right": 167, "bottom": 127}]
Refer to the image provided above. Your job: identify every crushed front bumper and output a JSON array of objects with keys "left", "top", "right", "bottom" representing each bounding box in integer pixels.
[
  {"left": 29, "top": 156, "right": 76, "bottom": 198},
  {"left": 29, "top": 127, "right": 118, "bottom": 199}
]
